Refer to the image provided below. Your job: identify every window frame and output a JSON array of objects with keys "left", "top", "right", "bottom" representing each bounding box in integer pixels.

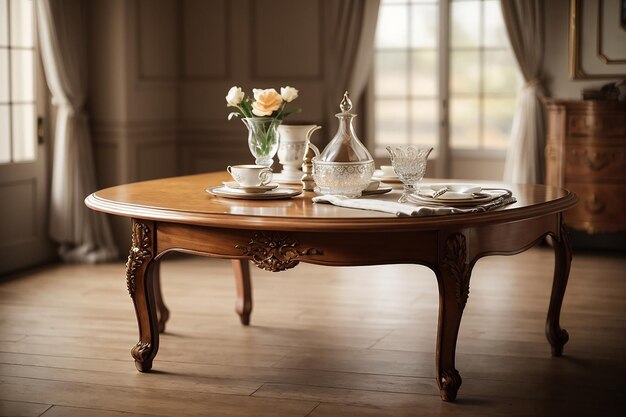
[
  {"left": 370, "top": 0, "right": 518, "bottom": 177},
  {"left": 0, "top": 0, "right": 39, "bottom": 165}
]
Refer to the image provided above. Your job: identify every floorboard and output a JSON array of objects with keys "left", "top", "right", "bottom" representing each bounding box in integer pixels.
[{"left": 0, "top": 247, "right": 624, "bottom": 416}]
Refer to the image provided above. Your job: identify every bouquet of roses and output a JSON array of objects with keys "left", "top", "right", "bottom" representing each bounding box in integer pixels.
[{"left": 225, "top": 86, "right": 301, "bottom": 121}]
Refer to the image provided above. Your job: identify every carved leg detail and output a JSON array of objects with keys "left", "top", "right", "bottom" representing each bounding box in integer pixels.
[
  {"left": 546, "top": 223, "right": 572, "bottom": 357},
  {"left": 126, "top": 220, "right": 159, "bottom": 372},
  {"left": 152, "top": 261, "right": 170, "bottom": 333},
  {"left": 232, "top": 259, "right": 252, "bottom": 326},
  {"left": 435, "top": 233, "right": 472, "bottom": 402}
]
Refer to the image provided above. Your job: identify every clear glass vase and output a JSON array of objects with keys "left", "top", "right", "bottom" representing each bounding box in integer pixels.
[{"left": 242, "top": 117, "right": 281, "bottom": 167}]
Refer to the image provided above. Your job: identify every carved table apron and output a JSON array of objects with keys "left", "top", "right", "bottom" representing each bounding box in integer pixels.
[{"left": 86, "top": 172, "right": 578, "bottom": 402}]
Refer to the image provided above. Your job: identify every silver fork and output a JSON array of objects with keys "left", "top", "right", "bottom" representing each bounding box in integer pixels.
[{"left": 432, "top": 187, "right": 449, "bottom": 198}]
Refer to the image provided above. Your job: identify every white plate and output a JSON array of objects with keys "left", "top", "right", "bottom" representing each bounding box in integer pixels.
[
  {"left": 372, "top": 175, "right": 403, "bottom": 184},
  {"left": 426, "top": 183, "right": 482, "bottom": 195},
  {"left": 223, "top": 181, "right": 279, "bottom": 193},
  {"left": 411, "top": 189, "right": 506, "bottom": 206},
  {"left": 207, "top": 186, "right": 302, "bottom": 200}
]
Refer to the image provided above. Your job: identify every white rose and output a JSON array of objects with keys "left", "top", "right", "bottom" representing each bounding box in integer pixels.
[
  {"left": 251, "top": 88, "right": 283, "bottom": 116},
  {"left": 225, "top": 86, "right": 244, "bottom": 106},
  {"left": 280, "top": 86, "right": 299, "bottom": 103}
]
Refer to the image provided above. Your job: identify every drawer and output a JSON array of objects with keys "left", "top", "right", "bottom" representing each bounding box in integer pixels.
[
  {"left": 565, "top": 146, "right": 626, "bottom": 180},
  {"left": 564, "top": 182, "right": 626, "bottom": 232},
  {"left": 568, "top": 114, "right": 626, "bottom": 138}
]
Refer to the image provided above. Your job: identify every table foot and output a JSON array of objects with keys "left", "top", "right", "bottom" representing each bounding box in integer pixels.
[
  {"left": 126, "top": 220, "right": 160, "bottom": 372},
  {"left": 153, "top": 262, "right": 170, "bottom": 333},
  {"left": 546, "top": 222, "right": 572, "bottom": 357},
  {"left": 232, "top": 259, "right": 252, "bottom": 326},
  {"left": 439, "top": 369, "right": 462, "bottom": 401},
  {"left": 132, "top": 341, "right": 154, "bottom": 372}
]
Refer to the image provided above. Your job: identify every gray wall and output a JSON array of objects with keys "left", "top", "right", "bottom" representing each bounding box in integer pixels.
[
  {"left": 86, "top": 0, "right": 330, "bottom": 251},
  {"left": 544, "top": 0, "right": 623, "bottom": 98}
]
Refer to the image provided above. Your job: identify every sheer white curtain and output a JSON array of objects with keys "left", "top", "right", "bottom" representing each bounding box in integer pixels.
[
  {"left": 501, "top": 0, "right": 545, "bottom": 184},
  {"left": 324, "top": 0, "right": 380, "bottom": 135},
  {"left": 36, "top": 0, "right": 117, "bottom": 262}
]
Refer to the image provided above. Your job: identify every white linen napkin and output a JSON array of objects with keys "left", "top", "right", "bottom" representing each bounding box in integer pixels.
[{"left": 312, "top": 190, "right": 516, "bottom": 217}]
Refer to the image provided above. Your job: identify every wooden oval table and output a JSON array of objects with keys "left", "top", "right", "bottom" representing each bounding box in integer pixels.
[{"left": 86, "top": 172, "right": 578, "bottom": 402}]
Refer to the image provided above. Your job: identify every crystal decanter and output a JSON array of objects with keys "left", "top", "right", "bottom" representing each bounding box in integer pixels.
[{"left": 312, "top": 92, "right": 374, "bottom": 197}]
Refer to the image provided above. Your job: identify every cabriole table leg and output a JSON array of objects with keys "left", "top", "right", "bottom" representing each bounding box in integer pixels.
[
  {"left": 434, "top": 232, "right": 474, "bottom": 401},
  {"left": 126, "top": 220, "right": 160, "bottom": 372},
  {"left": 152, "top": 261, "right": 170, "bottom": 333},
  {"left": 546, "top": 221, "right": 572, "bottom": 357},
  {"left": 232, "top": 259, "right": 252, "bottom": 325}
]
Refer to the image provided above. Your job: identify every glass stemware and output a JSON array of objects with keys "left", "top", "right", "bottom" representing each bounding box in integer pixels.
[{"left": 386, "top": 145, "right": 433, "bottom": 202}]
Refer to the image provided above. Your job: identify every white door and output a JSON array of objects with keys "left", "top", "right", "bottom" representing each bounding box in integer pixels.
[{"left": 0, "top": 0, "right": 54, "bottom": 275}]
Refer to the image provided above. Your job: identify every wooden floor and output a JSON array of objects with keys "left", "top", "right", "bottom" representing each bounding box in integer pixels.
[{"left": 0, "top": 246, "right": 625, "bottom": 417}]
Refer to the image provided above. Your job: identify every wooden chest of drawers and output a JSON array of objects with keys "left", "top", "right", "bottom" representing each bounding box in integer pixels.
[{"left": 545, "top": 100, "right": 626, "bottom": 234}]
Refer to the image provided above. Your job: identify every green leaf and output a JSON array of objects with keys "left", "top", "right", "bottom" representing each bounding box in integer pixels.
[
  {"left": 278, "top": 107, "right": 302, "bottom": 120},
  {"left": 241, "top": 98, "right": 254, "bottom": 118}
]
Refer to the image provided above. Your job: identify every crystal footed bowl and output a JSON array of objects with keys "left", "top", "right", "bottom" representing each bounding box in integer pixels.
[{"left": 312, "top": 159, "right": 375, "bottom": 198}]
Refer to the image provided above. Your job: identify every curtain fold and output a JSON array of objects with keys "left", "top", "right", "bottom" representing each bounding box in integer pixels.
[
  {"left": 324, "top": 0, "right": 380, "bottom": 139},
  {"left": 37, "top": 0, "right": 118, "bottom": 262},
  {"left": 500, "top": 0, "right": 546, "bottom": 184}
]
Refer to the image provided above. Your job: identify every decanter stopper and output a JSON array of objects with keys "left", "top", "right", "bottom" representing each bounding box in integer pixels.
[{"left": 339, "top": 91, "right": 352, "bottom": 113}]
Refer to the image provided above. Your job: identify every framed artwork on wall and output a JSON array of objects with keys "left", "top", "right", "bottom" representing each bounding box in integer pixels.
[{"left": 569, "top": 0, "right": 626, "bottom": 79}]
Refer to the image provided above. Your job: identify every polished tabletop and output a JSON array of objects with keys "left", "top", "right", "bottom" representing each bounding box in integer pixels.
[{"left": 86, "top": 172, "right": 577, "bottom": 231}]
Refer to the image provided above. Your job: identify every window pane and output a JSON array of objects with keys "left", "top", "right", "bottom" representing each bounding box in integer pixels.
[
  {"left": 450, "top": 97, "right": 479, "bottom": 148},
  {"left": 0, "top": 48, "right": 8, "bottom": 102},
  {"left": 10, "top": 49, "right": 33, "bottom": 101},
  {"left": 375, "top": 51, "right": 408, "bottom": 97},
  {"left": 483, "top": 50, "right": 519, "bottom": 93},
  {"left": 483, "top": 97, "right": 515, "bottom": 149},
  {"left": 0, "top": 0, "right": 8, "bottom": 46},
  {"left": 11, "top": 103, "right": 35, "bottom": 161},
  {"left": 10, "top": 0, "right": 33, "bottom": 47},
  {"left": 376, "top": 5, "right": 408, "bottom": 48},
  {"left": 450, "top": 51, "right": 479, "bottom": 94},
  {"left": 376, "top": 99, "right": 408, "bottom": 146},
  {"left": 410, "top": 4, "right": 437, "bottom": 48},
  {"left": 411, "top": 50, "right": 437, "bottom": 96},
  {"left": 451, "top": 0, "right": 480, "bottom": 48},
  {"left": 0, "top": 104, "right": 9, "bottom": 162},
  {"left": 483, "top": 0, "right": 508, "bottom": 47},
  {"left": 410, "top": 99, "right": 437, "bottom": 147}
]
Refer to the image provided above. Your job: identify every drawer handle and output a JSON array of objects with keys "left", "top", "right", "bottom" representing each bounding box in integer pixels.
[
  {"left": 583, "top": 151, "right": 609, "bottom": 171},
  {"left": 584, "top": 194, "right": 605, "bottom": 214}
]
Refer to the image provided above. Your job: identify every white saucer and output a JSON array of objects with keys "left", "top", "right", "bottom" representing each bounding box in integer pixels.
[
  {"left": 372, "top": 174, "right": 402, "bottom": 184},
  {"left": 223, "top": 181, "right": 279, "bottom": 193},
  {"left": 207, "top": 186, "right": 302, "bottom": 200},
  {"left": 273, "top": 172, "right": 303, "bottom": 185}
]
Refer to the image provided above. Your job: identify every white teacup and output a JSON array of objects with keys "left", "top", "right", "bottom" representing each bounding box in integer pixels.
[
  {"left": 380, "top": 165, "right": 395, "bottom": 177},
  {"left": 227, "top": 165, "right": 273, "bottom": 187}
]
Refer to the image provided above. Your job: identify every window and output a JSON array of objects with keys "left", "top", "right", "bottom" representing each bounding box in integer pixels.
[
  {"left": 0, "top": 0, "right": 37, "bottom": 164},
  {"left": 373, "top": 0, "right": 520, "bottom": 156}
]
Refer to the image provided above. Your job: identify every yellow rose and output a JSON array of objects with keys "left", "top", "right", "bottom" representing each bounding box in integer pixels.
[{"left": 251, "top": 88, "right": 283, "bottom": 116}]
